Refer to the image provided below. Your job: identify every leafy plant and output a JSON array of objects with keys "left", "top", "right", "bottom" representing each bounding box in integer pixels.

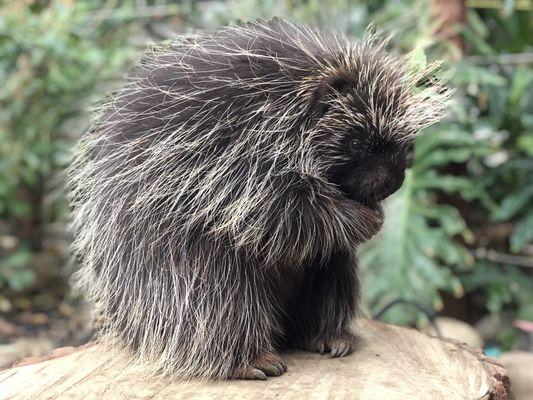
[
  {"left": 361, "top": 5, "right": 533, "bottom": 324},
  {"left": 359, "top": 124, "right": 488, "bottom": 323},
  {"left": 0, "top": 1, "right": 135, "bottom": 292}
]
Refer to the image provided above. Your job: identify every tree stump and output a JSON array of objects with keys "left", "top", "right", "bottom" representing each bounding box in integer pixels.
[{"left": 0, "top": 320, "right": 511, "bottom": 399}]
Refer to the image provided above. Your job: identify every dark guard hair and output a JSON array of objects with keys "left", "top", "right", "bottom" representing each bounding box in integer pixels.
[{"left": 68, "top": 18, "right": 450, "bottom": 380}]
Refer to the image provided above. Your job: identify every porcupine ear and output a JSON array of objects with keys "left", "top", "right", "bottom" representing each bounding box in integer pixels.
[
  {"left": 312, "top": 71, "right": 352, "bottom": 118},
  {"left": 326, "top": 73, "right": 351, "bottom": 94}
]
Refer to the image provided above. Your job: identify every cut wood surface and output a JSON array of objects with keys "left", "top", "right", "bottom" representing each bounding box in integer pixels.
[{"left": 0, "top": 319, "right": 511, "bottom": 400}]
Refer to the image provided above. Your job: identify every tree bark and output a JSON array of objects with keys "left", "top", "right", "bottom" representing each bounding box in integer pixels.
[
  {"left": 0, "top": 320, "right": 512, "bottom": 399},
  {"left": 431, "top": 0, "right": 467, "bottom": 59}
]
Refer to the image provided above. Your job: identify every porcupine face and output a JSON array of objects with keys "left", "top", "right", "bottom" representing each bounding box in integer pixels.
[
  {"left": 328, "top": 120, "right": 413, "bottom": 207},
  {"left": 315, "top": 67, "right": 422, "bottom": 208}
]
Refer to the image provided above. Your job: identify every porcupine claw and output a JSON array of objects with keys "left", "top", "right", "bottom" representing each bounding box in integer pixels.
[
  {"left": 231, "top": 351, "right": 287, "bottom": 380},
  {"left": 305, "top": 330, "right": 357, "bottom": 358},
  {"left": 355, "top": 201, "right": 384, "bottom": 240}
]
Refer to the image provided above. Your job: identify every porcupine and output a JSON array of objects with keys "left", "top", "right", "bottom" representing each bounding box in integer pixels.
[{"left": 68, "top": 18, "right": 450, "bottom": 380}]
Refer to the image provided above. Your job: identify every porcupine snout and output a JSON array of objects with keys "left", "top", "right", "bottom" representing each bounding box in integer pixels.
[
  {"left": 380, "top": 167, "right": 405, "bottom": 198},
  {"left": 364, "top": 163, "right": 406, "bottom": 202}
]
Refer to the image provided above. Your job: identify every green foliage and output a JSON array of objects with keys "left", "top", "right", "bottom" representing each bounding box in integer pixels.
[
  {"left": 0, "top": 1, "right": 135, "bottom": 291},
  {"left": 0, "top": 247, "right": 35, "bottom": 291},
  {"left": 361, "top": 6, "right": 533, "bottom": 324},
  {"left": 462, "top": 262, "right": 533, "bottom": 321},
  {"left": 360, "top": 125, "right": 484, "bottom": 323}
]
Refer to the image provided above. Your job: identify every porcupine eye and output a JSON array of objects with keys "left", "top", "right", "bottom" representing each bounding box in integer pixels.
[
  {"left": 346, "top": 128, "right": 364, "bottom": 155},
  {"left": 347, "top": 138, "right": 359, "bottom": 153}
]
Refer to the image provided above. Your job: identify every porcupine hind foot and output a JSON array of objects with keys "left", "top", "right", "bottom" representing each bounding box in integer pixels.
[
  {"left": 231, "top": 351, "right": 287, "bottom": 380},
  {"left": 305, "top": 329, "right": 357, "bottom": 358},
  {"left": 284, "top": 251, "right": 359, "bottom": 359}
]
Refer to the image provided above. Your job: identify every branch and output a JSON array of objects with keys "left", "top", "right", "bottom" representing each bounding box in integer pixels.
[
  {"left": 472, "top": 247, "right": 533, "bottom": 269},
  {"left": 465, "top": 53, "right": 533, "bottom": 65},
  {"left": 467, "top": 0, "right": 532, "bottom": 11}
]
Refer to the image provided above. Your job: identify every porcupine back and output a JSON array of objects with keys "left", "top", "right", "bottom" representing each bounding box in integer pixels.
[{"left": 68, "top": 19, "right": 444, "bottom": 379}]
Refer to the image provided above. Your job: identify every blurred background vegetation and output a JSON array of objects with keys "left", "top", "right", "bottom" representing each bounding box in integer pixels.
[{"left": 0, "top": 0, "right": 531, "bottom": 365}]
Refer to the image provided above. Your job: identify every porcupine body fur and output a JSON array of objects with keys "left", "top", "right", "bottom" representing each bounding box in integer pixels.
[{"left": 68, "top": 18, "right": 449, "bottom": 380}]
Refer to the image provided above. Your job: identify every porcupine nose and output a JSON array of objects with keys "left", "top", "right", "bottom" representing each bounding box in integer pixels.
[
  {"left": 381, "top": 168, "right": 405, "bottom": 199},
  {"left": 389, "top": 169, "right": 405, "bottom": 193},
  {"left": 371, "top": 166, "right": 405, "bottom": 201}
]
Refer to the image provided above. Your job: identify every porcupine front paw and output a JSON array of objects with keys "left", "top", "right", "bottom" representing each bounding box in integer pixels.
[
  {"left": 306, "top": 330, "right": 357, "bottom": 358},
  {"left": 358, "top": 202, "right": 384, "bottom": 241},
  {"left": 231, "top": 351, "right": 287, "bottom": 380}
]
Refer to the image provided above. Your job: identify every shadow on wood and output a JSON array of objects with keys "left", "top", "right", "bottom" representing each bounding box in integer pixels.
[{"left": 0, "top": 320, "right": 511, "bottom": 399}]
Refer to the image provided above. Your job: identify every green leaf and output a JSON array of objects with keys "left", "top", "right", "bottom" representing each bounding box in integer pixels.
[
  {"left": 450, "top": 63, "right": 506, "bottom": 87},
  {"left": 3, "top": 249, "right": 32, "bottom": 268},
  {"left": 508, "top": 67, "right": 533, "bottom": 108},
  {"left": 492, "top": 186, "right": 533, "bottom": 221},
  {"left": 360, "top": 169, "right": 472, "bottom": 324},
  {"left": 502, "top": 0, "right": 516, "bottom": 17},
  {"left": 415, "top": 127, "right": 477, "bottom": 157},
  {"left": 408, "top": 46, "right": 427, "bottom": 74},
  {"left": 462, "top": 263, "right": 533, "bottom": 318},
  {"left": 510, "top": 213, "right": 533, "bottom": 253},
  {"left": 434, "top": 204, "right": 470, "bottom": 238},
  {"left": 6, "top": 269, "right": 36, "bottom": 291},
  {"left": 8, "top": 201, "right": 32, "bottom": 218},
  {"left": 0, "top": 248, "right": 35, "bottom": 291},
  {"left": 415, "top": 174, "right": 480, "bottom": 199},
  {"left": 517, "top": 134, "right": 533, "bottom": 155},
  {"left": 467, "top": 10, "right": 489, "bottom": 38}
]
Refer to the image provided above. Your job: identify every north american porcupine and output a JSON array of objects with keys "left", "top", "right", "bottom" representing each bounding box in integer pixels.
[{"left": 68, "top": 18, "right": 450, "bottom": 380}]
